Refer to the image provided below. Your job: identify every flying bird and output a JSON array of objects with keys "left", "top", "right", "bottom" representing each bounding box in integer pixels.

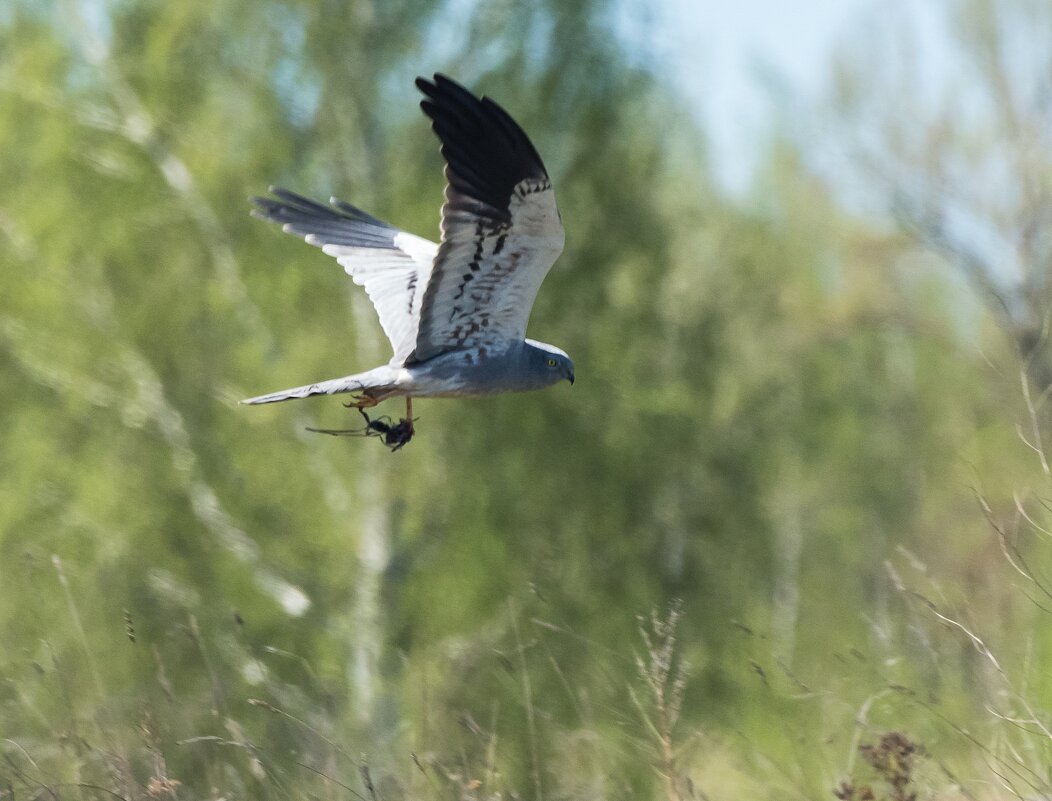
[{"left": 243, "top": 74, "right": 574, "bottom": 446}]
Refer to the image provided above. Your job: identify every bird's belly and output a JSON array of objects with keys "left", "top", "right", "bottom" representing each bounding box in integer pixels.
[{"left": 400, "top": 354, "right": 521, "bottom": 398}]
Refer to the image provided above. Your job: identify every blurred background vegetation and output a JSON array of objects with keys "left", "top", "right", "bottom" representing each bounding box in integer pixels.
[{"left": 3, "top": 0, "right": 1052, "bottom": 798}]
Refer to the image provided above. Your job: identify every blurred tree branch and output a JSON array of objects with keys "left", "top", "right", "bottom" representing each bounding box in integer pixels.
[{"left": 826, "top": 0, "right": 1052, "bottom": 387}]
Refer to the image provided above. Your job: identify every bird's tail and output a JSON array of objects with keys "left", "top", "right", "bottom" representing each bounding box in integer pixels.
[{"left": 241, "top": 366, "right": 399, "bottom": 405}]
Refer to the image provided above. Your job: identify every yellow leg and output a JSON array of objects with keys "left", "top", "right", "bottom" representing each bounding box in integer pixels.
[{"left": 346, "top": 392, "right": 379, "bottom": 409}]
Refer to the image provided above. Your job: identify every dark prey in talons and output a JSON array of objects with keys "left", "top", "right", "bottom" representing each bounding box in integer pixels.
[{"left": 306, "top": 408, "right": 417, "bottom": 452}]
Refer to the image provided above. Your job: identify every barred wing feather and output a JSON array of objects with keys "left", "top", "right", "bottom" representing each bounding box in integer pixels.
[
  {"left": 250, "top": 75, "right": 564, "bottom": 369},
  {"left": 409, "top": 74, "right": 565, "bottom": 364}
]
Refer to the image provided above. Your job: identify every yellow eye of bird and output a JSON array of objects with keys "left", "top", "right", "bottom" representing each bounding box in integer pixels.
[{"left": 547, "top": 358, "right": 557, "bottom": 367}]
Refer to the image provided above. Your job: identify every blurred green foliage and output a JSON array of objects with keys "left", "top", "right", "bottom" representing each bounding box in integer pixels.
[{"left": 3, "top": 1, "right": 1052, "bottom": 799}]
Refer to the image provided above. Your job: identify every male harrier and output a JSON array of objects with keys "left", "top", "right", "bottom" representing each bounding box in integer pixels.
[{"left": 244, "top": 74, "right": 573, "bottom": 446}]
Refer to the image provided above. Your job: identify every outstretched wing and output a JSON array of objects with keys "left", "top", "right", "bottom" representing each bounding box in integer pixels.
[
  {"left": 409, "top": 74, "right": 565, "bottom": 364},
  {"left": 252, "top": 188, "right": 438, "bottom": 365}
]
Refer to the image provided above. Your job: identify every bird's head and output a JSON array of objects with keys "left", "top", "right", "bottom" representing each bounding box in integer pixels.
[{"left": 525, "top": 339, "right": 575, "bottom": 387}]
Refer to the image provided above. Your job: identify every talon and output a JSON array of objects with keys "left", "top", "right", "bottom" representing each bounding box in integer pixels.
[{"left": 343, "top": 393, "right": 379, "bottom": 409}]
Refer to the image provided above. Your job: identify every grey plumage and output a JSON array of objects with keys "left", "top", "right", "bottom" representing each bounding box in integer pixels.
[{"left": 243, "top": 74, "right": 574, "bottom": 414}]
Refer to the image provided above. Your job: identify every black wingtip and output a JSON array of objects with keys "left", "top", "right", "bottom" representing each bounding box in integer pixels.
[
  {"left": 415, "top": 72, "right": 454, "bottom": 92},
  {"left": 248, "top": 187, "right": 401, "bottom": 249},
  {"left": 248, "top": 187, "right": 284, "bottom": 214},
  {"left": 414, "top": 72, "right": 549, "bottom": 218}
]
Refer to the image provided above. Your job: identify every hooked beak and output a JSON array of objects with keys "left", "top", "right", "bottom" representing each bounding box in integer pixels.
[{"left": 568, "top": 370, "right": 575, "bottom": 386}]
